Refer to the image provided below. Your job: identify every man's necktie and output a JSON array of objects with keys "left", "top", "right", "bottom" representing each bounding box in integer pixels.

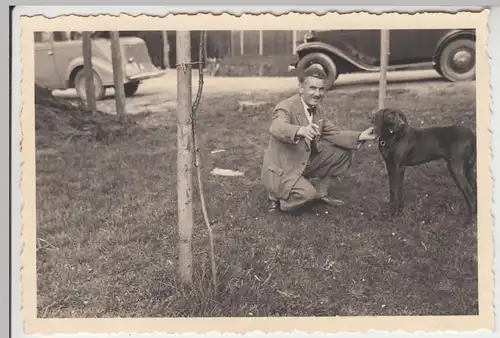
[{"left": 307, "top": 106, "right": 316, "bottom": 118}]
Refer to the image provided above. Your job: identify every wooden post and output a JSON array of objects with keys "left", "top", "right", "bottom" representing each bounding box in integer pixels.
[
  {"left": 176, "top": 30, "right": 194, "bottom": 285},
  {"left": 378, "top": 29, "right": 390, "bottom": 109},
  {"left": 82, "top": 32, "right": 96, "bottom": 112},
  {"left": 231, "top": 30, "right": 235, "bottom": 57},
  {"left": 110, "top": 31, "right": 127, "bottom": 117},
  {"left": 203, "top": 30, "right": 208, "bottom": 63},
  {"left": 292, "top": 30, "right": 297, "bottom": 54},
  {"left": 162, "top": 31, "right": 170, "bottom": 69},
  {"left": 240, "top": 30, "right": 244, "bottom": 55},
  {"left": 259, "top": 30, "right": 263, "bottom": 56}
]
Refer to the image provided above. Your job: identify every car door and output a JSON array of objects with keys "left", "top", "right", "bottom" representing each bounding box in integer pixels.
[
  {"left": 51, "top": 31, "right": 85, "bottom": 86},
  {"left": 316, "top": 30, "right": 381, "bottom": 66},
  {"left": 389, "top": 29, "right": 449, "bottom": 64},
  {"left": 34, "top": 32, "right": 64, "bottom": 89}
]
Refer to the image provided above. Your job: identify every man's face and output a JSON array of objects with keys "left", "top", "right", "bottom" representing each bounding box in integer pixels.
[{"left": 300, "top": 76, "right": 326, "bottom": 107}]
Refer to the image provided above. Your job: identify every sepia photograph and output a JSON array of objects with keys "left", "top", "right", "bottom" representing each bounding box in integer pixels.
[{"left": 19, "top": 9, "right": 493, "bottom": 335}]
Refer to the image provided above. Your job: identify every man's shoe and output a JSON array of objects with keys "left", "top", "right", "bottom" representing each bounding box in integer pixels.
[
  {"left": 319, "top": 196, "right": 345, "bottom": 207},
  {"left": 268, "top": 200, "right": 280, "bottom": 212}
]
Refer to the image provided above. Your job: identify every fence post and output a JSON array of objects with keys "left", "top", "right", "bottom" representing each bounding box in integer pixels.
[
  {"left": 240, "top": 30, "right": 244, "bottom": 55},
  {"left": 82, "top": 32, "right": 97, "bottom": 112},
  {"left": 231, "top": 30, "right": 235, "bottom": 57},
  {"left": 176, "top": 30, "right": 195, "bottom": 286},
  {"left": 110, "top": 31, "right": 127, "bottom": 117},
  {"left": 378, "top": 29, "right": 390, "bottom": 109},
  {"left": 259, "top": 30, "right": 263, "bottom": 56},
  {"left": 292, "top": 30, "right": 297, "bottom": 54},
  {"left": 203, "top": 30, "right": 208, "bottom": 61},
  {"left": 162, "top": 31, "right": 170, "bottom": 69}
]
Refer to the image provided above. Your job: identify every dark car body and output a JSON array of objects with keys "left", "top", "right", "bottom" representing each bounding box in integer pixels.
[{"left": 290, "top": 29, "right": 476, "bottom": 88}]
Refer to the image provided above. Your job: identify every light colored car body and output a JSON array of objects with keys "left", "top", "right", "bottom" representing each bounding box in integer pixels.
[{"left": 34, "top": 31, "right": 166, "bottom": 100}]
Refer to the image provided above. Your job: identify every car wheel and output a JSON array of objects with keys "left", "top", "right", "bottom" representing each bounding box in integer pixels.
[
  {"left": 438, "top": 38, "right": 475, "bottom": 82},
  {"left": 296, "top": 52, "right": 338, "bottom": 90},
  {"left": 74, "top": 68, "right": 105, "bottom": 101},
  {"left": 123, "top": 81, "right": 140, "bottom": 97}
]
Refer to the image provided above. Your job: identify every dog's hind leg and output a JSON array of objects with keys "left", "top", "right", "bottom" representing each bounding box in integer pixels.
[
  {"left": 464, "top": 161, "right": 476, "bottom": 196},
  {"left": 447, "top": 160, "right": 477, "bottom": 217},
  {"left": 464, "top": 144, "right": 477, "bottom": 196}
]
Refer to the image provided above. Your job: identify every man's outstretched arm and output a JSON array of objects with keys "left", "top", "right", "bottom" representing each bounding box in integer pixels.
[{"left": 321, "top": 118, "right": 363, "bottom": 150}]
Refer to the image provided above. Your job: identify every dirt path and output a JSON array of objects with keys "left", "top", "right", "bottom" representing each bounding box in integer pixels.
[{"left": 53, "top": 69, "right": 474, "bottom": 115}]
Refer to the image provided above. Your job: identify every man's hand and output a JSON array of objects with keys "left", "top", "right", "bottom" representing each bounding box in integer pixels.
[
  {"left": 297, "top": 124, "right": 320, "bottom": 141},
  {"left": 358, "top": 126, "right": 377, "bottom": 141}
]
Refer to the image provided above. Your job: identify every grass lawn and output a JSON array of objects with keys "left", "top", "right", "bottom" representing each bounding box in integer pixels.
[{"left": 36, "top": 81, "right": 478, "bottom": 318}]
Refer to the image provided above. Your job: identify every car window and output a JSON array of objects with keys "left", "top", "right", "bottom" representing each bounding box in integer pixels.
[
  {"left": 53, "top": 31, "right": 70, "bottom": 42},
  {"left": 70, "top": 31, "right": 82, "bottom": 41},
  {"left": 34, "top": 32, "right": 52, "bottom": 43}
]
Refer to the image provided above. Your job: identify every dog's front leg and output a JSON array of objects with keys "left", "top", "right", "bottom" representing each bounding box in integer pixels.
[
  {"left": 384, "top": 159, "right": 400, "bottom": 215},
  {"left": 395, "top": 167, "right": 406, "bottom": 213}
]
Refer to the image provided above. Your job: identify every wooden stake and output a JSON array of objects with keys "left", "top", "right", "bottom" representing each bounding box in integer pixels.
[
  {"left": 203, "top": 31, "right": 208, "bottom": 63},
  {"left": 176, "top": 30, "right": 195, "bottom": 286},
  {"left": 259, "top": 30, "right": 263, "bottom": 56},
  {"left": 240, "top": 30, "right": 244, "bottom": 55},
  {"left": 231, "top": 30, "right": 235, "bottom": 57},
  {"left": 162, "top": 31, "right": 170, "bottom": 69},
  {"left": 82, "top": 32, "right": 96, "bottom": 112},
  {"left": 292, "top": 30, "right": 297, "bottom": 54},
  {"left": 110, "top": 31, "right": 127, "bottom": 117},
  {"left": 378, "top": 29, "right": 390, "bottom": 110}
]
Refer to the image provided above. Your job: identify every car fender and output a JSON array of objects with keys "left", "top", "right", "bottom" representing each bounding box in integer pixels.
[
  {"left": 295, "top": 41, "right": 380, "bottom": 72},
  {"left": 433, "top": 29, "right": 476, "bottom": 64},
  {"left": 66, "top": 57, "right": 119, "bottom": 88}
]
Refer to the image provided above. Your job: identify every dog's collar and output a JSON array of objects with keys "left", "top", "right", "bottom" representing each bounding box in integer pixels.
[{"left": 378, "top": 132, "right": 399, "bottom": 147}]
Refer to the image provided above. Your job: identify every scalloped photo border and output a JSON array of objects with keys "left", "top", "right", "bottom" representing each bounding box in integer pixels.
[{"left": 17, "top": 9, "right": 494, "bottom": 335}]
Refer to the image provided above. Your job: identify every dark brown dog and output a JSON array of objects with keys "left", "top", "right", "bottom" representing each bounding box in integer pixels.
[{"left": 369, "top": 108, "right": 477, "bottom": 217}]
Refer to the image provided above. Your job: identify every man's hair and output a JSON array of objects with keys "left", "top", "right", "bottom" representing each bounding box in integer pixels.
[{"left": 299, "top": 64, "right": 327, "bottom": 83}]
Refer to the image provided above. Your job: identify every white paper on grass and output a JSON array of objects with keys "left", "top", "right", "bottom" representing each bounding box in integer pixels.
[{"left": 210, "top": 168, "right": 245, "bottom": 177}]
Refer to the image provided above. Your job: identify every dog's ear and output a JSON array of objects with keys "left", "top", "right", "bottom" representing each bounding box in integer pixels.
[{"left": 396, "top": 110, "right": 408, "bottom": 127}]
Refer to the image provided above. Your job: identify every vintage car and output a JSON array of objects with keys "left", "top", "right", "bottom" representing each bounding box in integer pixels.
[
  {"left": 34, "top": 31, "right": 167, "bottom": 101},
  {"left": 290, "top": 29, "right": 476, "bottom": 89}
]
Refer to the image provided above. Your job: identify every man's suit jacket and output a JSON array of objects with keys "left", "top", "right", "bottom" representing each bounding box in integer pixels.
[{"left": 261, "top": 93, "right": 362, "bottom": 200}]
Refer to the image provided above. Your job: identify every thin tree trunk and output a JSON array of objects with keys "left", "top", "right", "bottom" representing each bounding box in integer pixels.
[
  {"left": 82, "top": 32, "right": 96, "bottom": 112},
  {"left": 176, "top": 30, "right": 194, "bottom": 285},
  {"left": 378, "top": 30, "right": 390, "bottom": 109},
  {"left": 110, "top": 31, "right": 127, "bottom": 117}
]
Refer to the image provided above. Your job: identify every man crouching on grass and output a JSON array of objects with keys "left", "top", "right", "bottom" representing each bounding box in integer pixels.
[{"left": 261, "top": 66, "right": 376, "bottom": 213}]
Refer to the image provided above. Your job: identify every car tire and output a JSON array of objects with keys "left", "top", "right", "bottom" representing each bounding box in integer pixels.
[
  {"left": 296, "top": 52, "right": 338, "bottom": 90},
  {"left": 438, "top": 38, "right": 475, "bottom": 82},
  {"left": 123, "top": 81, "right": 140, "bottom": 97},
  {"left": 74, "top": 68, "right": 105, "bottom": 101}
]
